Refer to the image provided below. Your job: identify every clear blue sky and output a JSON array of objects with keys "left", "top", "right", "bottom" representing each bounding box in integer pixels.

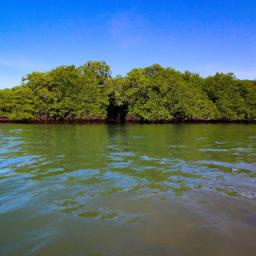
[{"left": 0, "top": 0, "right": 255, "bottom": 88}]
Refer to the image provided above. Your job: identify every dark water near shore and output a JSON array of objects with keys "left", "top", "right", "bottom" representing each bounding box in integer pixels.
[{"left": 0, "top": 124, "right": 256, "bottom": 256}]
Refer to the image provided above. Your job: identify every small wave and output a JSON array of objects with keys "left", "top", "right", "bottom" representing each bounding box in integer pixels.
[{"left": 199, "top": 149, "right": 228, "bottom": 152}]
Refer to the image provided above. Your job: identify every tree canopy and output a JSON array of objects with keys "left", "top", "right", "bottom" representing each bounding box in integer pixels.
[{"left": 0, "top": 61, "right": 255, "bottom": 122}]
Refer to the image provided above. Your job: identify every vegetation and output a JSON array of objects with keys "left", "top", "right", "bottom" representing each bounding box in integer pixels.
[{"left": 0, "top": 61, "right": 255, "bottom": 122}]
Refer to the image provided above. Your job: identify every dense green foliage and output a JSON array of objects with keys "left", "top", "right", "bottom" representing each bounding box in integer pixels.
[{"left": 0, "top": 61, "right": 255, "bottom": 122}]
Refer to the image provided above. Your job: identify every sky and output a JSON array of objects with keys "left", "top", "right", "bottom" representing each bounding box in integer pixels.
[{"left": 0, "top": 0, "right": 256, "bottom": 88}]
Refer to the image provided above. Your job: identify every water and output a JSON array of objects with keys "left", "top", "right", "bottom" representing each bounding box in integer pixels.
[{"left": 0, "top": 124, "right": 256, "bottom": 256}]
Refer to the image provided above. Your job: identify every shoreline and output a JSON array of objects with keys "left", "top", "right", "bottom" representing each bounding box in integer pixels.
[{"left": 0, "top": 118, "right": 255, "bottom": 124}]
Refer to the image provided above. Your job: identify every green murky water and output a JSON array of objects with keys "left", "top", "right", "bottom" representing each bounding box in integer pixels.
[{"left": 0, "top": 124, "right": 256, "bottom": 256}]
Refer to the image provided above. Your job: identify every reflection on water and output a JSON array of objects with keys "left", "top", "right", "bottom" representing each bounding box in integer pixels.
[{"left": 0, "top": 124, "right": 256, "bottom": 256}]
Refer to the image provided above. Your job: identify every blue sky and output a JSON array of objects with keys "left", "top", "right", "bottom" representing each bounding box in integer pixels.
[{"left": 0, "top": 0, "right": 255, "bottom": 88}]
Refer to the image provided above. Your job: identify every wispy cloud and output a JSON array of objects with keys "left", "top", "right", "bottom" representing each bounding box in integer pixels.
[
  {"left": 0, "top": 57, "right": 49, "bottom": 71},
  {"left": 107, "top": 11, "right": 150, "bottom": 48},
  {"left": 234, "top": 69, "right": 256, "bottom": 80},
  {"left": 197, "top": 63, "right": 256, "bottom": 80},
  {"left": 0, "top": 57, "right": 51, "bottom": 88},
  {"left": 0, "top": 74, "right": 22, "bottom": 88}
]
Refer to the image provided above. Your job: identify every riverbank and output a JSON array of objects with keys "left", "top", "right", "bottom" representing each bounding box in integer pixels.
[
  {"left": 1, "top": 62, "right": 256, "bottom": 125},
  {"left": 0, "top": 117, "right": 255, "bottom": 124}
]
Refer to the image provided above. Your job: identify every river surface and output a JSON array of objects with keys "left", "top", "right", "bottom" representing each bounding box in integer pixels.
[{"left": 0, "top": 124, "right": 256, "bottom": 256}]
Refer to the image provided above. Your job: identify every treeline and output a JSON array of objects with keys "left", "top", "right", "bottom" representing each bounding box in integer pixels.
[{"left": 0, "top": 61, "right": 256, "bottom": 122}]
